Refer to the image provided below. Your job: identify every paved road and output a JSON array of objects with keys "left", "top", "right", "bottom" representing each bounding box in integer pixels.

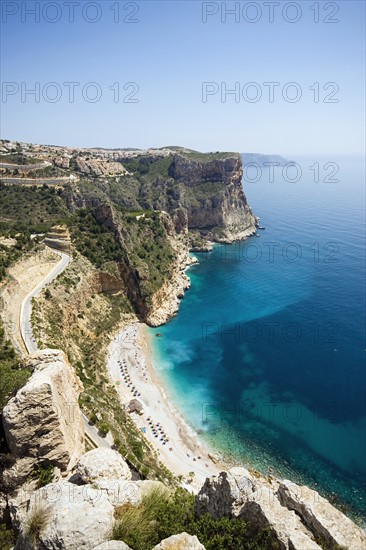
[
  {"left": 19, "top": 247, "right": 111, "bottom": 450},
  {"left": 1, "top": 177, "right": 75, "bottom": 186},
  {"left": 20, "top": 251, "right": 70, "bottom": 354},
  {"left": 0, "top": 161, "right": 51, "bottom": 170}
]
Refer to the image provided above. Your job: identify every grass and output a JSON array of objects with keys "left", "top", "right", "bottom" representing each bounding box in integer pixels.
[{"left": 23, "top": 504, "right": 52, "bottom": 546}]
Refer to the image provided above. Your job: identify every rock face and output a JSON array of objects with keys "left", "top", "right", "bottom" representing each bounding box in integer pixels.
[
  {"left": 168, "top": 154, "right": 257, "bottom": 242},
  {"left": 197, "top": 471, "right": 366, "bottom": 550},
  {"left": 15, "top": 482, "right": 115, "bottom": 550},
  {"left": 2, "top": 349, "right": 85, "bottom": 486},
  {"left": 147, "top": 243, "right": 197, "bottom": 327},
  {"left": 240, "top": 486, "right": 322, "bottom": 550},
  {"left": 75, "top": 157, "right": 126, "bottom": 177},
  {"left": 195, "top": 468, "right": 256, "bottom": 518},
  {"left": 75, "top": 448, "right": 132, "bottom": 485},
  {"left": 152, "top": 532, "right": 206, "bottom": 550},
  {"left": 93, "top": 543, "right": 131, "bottom": 550},
  {"left": 277, "top": 480, "right": 366, "bottom": 550}
]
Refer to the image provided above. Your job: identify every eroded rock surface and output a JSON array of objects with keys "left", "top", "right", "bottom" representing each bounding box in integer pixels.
[
  {"left": 277, "top": 480, "right": 366, "bottom": 550},
  {"left": 2, "top": 349, "right": 85, "bottom": 487},
  {"left": 75, "top": 448, "right": 131, "bottom": 485},
  {"left": 152, "top": 532, "right": 206, "bottom": 550},
  {"left": 15, "top": 482, "right": 114, "bottom": 550},
  {"left": 195, "top": 467, "right": 256, "bottom": 518}
]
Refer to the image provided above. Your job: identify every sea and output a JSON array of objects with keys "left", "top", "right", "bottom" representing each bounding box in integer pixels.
[{"left": 148, "top": 155, "right": 366, "bottom": 523}]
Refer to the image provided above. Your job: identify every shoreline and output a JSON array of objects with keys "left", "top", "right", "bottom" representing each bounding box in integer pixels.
[{"left": 107, "top": 322, "right": 225, "bottom": 492}]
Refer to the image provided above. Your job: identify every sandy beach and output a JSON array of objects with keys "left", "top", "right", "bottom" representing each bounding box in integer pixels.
[{"left": 107, "top": 323, "right": 224, "bottom": 492}]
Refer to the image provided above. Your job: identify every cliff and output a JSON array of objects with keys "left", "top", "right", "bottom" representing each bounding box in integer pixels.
[{"left": 1, "top": 349, "right": 85, "bottom": 490}]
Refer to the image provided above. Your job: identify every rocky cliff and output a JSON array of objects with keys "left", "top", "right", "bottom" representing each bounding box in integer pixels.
[
  {"left": 168, "top": 153, "right": 257, "bottom": 241},
  {"left": 1, "top": 350, "right": 85, "bottom": 490},
  {"left": 196, "top": 468, "right": 366, "bottom": 550}
]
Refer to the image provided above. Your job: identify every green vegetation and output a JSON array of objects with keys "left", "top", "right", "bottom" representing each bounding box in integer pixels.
[
  {"left": 0, "top": 153, "right": 43, "bottom": 165},
  {"left": 34, "top": 463, "right": 55, "bottom": 488},
  {"left": 23, "top": 505, "right": 52, "bottom": 546},
  {"left": 70, "top": 209, "right": 124, "bottom": 269},
  {"left": 113, "top": 486, "right": 277, "bottom": 550},
  {"left": 0, "top": 184, "right": 69, "bottom": 232},
  {"left": 183, "top": 150, "right": 237, "bottom": 162},
  {"left": 0, "top": 321, "right": 31, "bottom": 410},
  {"left": 122, "top": 210, "right": 175, "bottom": 300},
  {"left": 26, "top": 165, "right": 65, "bottom": 178},
  {"left": 0, "top": 231, "right": 36, "bottom": 282},
  {"left": 0, "top": 523, "right": 16, "bottom": 550},
  {"left": 120, "top": 155, "right": 173, "bottom": 179}
]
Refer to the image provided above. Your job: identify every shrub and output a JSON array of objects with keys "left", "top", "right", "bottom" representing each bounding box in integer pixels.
[
  {"left": 112, "top": 486, "right": 280, "bottom": 550},
  {"left": 34, "top": 463, "right": 55, "bottom": 488},
  {"left": 23, "top": 504, "right": 52, "bottom": 546}
]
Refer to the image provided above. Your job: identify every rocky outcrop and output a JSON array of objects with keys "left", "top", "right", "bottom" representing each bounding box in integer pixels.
[
  {"left": 168, "top": 154, "right": 257, "bottom": 242},
  {"left": 152, "top": 532, "right": 206, "bottom": 550},
  {"left": 54, "top": 156, "right": 70, "bottom": 169},
  {"left": 75, "top": 448, "right": 132, "bottom": 485},
  {"left": 277, "top": 480, "right": 366, "bottom": 549},
  {"left": 197, "top": 470, "right": 366, "bottom": 550},
  {"left": 240, "top": 486, "right": 322, "bottom": 550},
  {"left": 195, "top": 467, "right": 256, "bottom": 518},
  {"left": 93, "top": 543, "right": 132, "bottom": 550},
  {"left": 147, "top": 243, "right": 197, "bottom": 327},
  {"left": 74, "top": 157, "right": 126, "bottom": 177},
  {"left": 2, "top": 349, "right": 85, "bottom": 488},
  {"left": 89, "top": 271, "right": 125, "bottom": 294},
  {"left": 169, "top": 154, "right": 241, "bottom": 188},
  {"left": 15, "top": 482, "right": 115, "bottom": 550}
]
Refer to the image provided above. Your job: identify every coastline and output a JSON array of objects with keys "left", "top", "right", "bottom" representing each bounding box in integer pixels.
[{"left": 107, "top": 322, "right": 225, "bottom": 492}]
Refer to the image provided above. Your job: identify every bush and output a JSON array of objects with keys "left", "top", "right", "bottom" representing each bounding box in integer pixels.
[
  {"left": 23, "top": 504, "right": 52, "bottom": 546},
  {"left": 112, "top": 486, "right": 279, "bottom": 550},
  {"left": 0, "top": 322, "right": 31, "bottom": 409},
  {"left": 34, "top": 463, "right": 55, "bottom": 488},
  {"left": 0, "top": 523, "right": 16, "bottom": 550}
]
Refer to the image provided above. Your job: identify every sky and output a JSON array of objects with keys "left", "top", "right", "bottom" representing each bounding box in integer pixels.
[{"left": 0, "top": 0, "right": 365, "bottom": 155}]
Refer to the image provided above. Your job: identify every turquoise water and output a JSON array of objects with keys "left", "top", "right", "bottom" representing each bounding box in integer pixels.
[{"left": 149, "top": 157, "right": 366, "bottom": 521}]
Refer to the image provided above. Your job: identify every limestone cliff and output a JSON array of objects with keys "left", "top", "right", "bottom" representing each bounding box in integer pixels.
[
  {"left": 196, "top": 468, "right": 366, "bottom": 550},
  {"left": 2, "top": 349, "right": 85, "bottom": 488},
  {"left": 168, "top": 153, "right": 257, "bottom": 242}
]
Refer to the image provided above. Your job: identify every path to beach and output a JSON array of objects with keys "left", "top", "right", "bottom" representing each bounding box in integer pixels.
[{"left": 107, "top": 323, "right": 224, "bottom": 492}]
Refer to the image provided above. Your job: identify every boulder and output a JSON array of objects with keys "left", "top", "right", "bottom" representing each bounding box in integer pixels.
[
  {"left": 15, "top": 482, "right": 115, "bottom": 550},
  {"left": 93, "top": 542, "right": 131, "bottom": 550},
  {"left": 195, "top": 467, "right": 256, "bottom": 518},
  {"left": 75, "top": 448, "right": 131, "bottom": 485},
  {"left": 2, "top": 349, "right": 85, "bottom": 486},
  {"left": 152, "top": 532, "right": 206, "bottom": 549},
  {"left": 240, "top": 486, "right": 322, "bottom": 550},
  {"left": 95, "top": 479, "right": 166, "bottom": 508},
  {"left": 277, "top": 480, "right": 366, "bottom": 550}
]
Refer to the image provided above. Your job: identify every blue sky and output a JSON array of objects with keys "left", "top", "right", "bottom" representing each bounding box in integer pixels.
[{"left": 0, "top": 0, "right": 365, "bottom": 155}]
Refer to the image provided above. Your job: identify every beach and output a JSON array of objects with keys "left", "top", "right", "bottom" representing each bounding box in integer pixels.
[{"left": 107, "top": 323, "right": 224, "bottom": 492}]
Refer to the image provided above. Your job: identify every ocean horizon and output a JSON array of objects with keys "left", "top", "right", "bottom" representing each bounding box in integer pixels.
[{"left": 149, "top": 155, "right": 366, "bottom": 523}]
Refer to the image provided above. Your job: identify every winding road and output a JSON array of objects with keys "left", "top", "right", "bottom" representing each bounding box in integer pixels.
[
  {"left": 20, "top": 251, "right": 70, "bottom": 354},
  {"left": 19, "top": 247, "right": 112, "bottom": 450}
]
